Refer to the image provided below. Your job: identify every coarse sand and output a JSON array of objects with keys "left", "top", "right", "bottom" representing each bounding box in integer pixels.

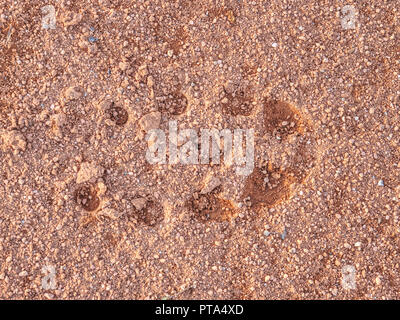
[{"left": 0, "top": 0, "right": 399, "bottom": 299}]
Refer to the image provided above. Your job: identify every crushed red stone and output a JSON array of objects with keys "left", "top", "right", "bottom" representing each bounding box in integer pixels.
[{"left": 0, "top": 0, "right": 399, "bottom": 300}]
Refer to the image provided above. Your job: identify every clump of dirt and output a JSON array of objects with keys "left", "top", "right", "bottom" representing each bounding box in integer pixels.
[
  {"left": 75, "top": 183, "right": 100, "bottom": 212},
  {"left": 156, "top": 91, "right": 188, "bottom": 115},
  {"left": 351, "top": 81, "right": 365, "bottom": 102},
  {"left": 187, "top": 188, "right": 237, "bottom": 222},
  {"left": 106, "top": 102, "right": 128, "bottom": 126},
  {"left": 131, "top": 199, "right": 164, "bottom": 227},
  {"left": 263, "top": 99, "right": 303, "bottom": 139},
  {"left": 241, "top": 163, "right": 297, "bottom": 209},
  {"left": 220, "top": 87, "right": 254, "bottom": 116}
]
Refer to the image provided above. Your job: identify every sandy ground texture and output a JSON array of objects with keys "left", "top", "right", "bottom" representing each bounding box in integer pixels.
[{"left": 0, "top": 0, "right": 399, "bottom": 299}]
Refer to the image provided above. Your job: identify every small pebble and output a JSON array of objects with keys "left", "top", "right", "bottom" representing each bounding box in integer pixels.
[
  {"left": 19, "top": 271, "right": 28, "bottom": 277},
  {"left": 88, "top": 36, "right": 98, "bottom": 43}
]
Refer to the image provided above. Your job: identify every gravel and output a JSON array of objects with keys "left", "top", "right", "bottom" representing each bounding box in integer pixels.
[{"left": 0, "top": 0, "right": 399, "bottom": 300}]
